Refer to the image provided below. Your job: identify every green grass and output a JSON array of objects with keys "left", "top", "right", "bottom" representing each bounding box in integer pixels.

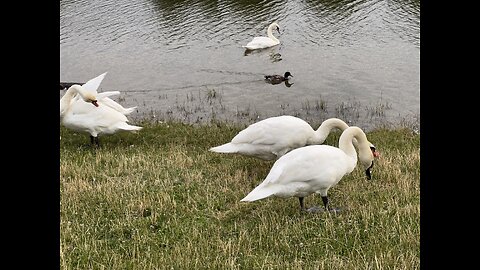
[{"left": 60, "top": 121, "right": 420, "bottom": 269}]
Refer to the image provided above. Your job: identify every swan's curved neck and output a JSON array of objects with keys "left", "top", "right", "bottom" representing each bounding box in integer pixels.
[
  {"left": 267, "top": 25, "right": 279, "bottom": 43},
  {"left": 60, "top": 85, "right": 79, "bottom": 116},
  {"left": 338, "top": 126, "right": 370, "bottom": 166},
  {"left": 60, "top": 85, "right": 94, "bottom": 117},
  {"left": 308, "top": 118, "right": 349, "bottom": 145}
]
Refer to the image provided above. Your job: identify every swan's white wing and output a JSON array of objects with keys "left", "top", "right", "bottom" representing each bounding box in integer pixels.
[
  {"left": 269, "top": 145, "right": 349, "bottom": 185},
  {"left": 231, "top": 116, "right": 312, "bottom": 146},
  {"left": 242, "top": 145, "right": 349, "bottom": 201},
  {"left": 82, "top": 72, "right": 107, "bottom": 94},
  {"left": 63, "top": 99, "right": 142, "bottom": 136},
  {"left": 73, "top": 89, "right": 135, "bottom": 115},
  {"left": 244, "top": 37, "right": 278, "bottom": 49},
  {"left": 97, "top": 91, "right": 120, "bottom": 99},
  {"left": 96, "top": 91, "right": 136, "bottom": 115},
  {"left": 257, "top": 145, "right": 351, "bottom": 199},
  {"left": 100, "top": 97, "right": 137, "bottom": 115}
]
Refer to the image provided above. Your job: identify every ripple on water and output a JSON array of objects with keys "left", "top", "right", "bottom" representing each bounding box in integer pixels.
[{"left": 60, "top": 0, "right": 419, "bottom": 129}]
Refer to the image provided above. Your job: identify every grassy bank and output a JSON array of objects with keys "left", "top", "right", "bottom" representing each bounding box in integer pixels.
[{"left": 60, "top": 121, "right": 420, "bottom": 269}]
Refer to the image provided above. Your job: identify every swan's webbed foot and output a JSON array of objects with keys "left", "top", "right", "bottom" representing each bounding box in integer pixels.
[
  {"left": 299, "top": 197, "right": 325, "bottom": 213},
  {"left": 299, "top": 197, "right": 341, "bottom": 214},
  {"left": 303, "top": 206, "right": 341, "bottom": 214},
  {"left": 320, "top": 196, "right": 341, "bottom": 213},
  {"left": 326, "top": 207, "right": 342, "bottom": 214},
  {"left": 305, "top": 206, "right": 325, "bottom": 213}
]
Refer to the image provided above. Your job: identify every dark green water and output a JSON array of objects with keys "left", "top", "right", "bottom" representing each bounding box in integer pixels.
[{"left": 60, "top": 0, "right": 420, "bottom": 131}]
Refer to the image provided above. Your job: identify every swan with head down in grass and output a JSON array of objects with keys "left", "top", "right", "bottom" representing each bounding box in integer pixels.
[{"left": 240, "top": 126, "right": 380, "bottom": 213}]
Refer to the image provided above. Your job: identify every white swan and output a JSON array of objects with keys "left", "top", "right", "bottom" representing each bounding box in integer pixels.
[
  {"left": 209, "top": 116, "right": 354, "bottom": 160},
  {"left": 60, "top": 84, "right": 99, "bottom": 110},
  {"left": 60, "top": 84, "right": 142, "bottom": 146},
  {"left": 240, "top": 126, "right": 380, "bottom": 212},
  {"left": 75, "top": 72, "right": 137, "bottom": 115},
  {"left": 242, "top": 22, "right": 280, "bottom": 50}
]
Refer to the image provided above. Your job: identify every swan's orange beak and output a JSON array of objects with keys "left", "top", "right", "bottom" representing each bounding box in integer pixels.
[
  {"left": 92, "top": 100, "right": 99, "bottom": 107},
  {"left": 370, "top": 145, "right": 380, "bottom": 158}
]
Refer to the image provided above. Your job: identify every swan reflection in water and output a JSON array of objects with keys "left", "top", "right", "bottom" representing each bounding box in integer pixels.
[{"left": 244, "top": 47, "right": 282, "bottom": 63}]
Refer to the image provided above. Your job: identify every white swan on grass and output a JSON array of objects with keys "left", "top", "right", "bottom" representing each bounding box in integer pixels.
[
  {"left": 242, "top": 22, "right": 280, "bottom": 50},
  {"left": 209, "top": 116, "right": 356, "bottom": 161},
  {"left": 74, "top": 72, "right": 137, "bottom": 115},
  {"left": 60, "top": 83, "right": 142, "bottom": 146},
  {"left": 240, "top": 126, "right": 380, "bottom": 213}
]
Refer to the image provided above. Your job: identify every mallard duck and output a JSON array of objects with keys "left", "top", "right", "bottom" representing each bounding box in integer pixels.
[{"left": 264, "top": 72, "right": 293, "bottom": 84}]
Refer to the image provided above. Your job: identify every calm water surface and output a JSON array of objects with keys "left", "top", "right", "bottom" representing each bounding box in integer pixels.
[{"left": 60, "top": 0, "right": 420, "bottom": 131}]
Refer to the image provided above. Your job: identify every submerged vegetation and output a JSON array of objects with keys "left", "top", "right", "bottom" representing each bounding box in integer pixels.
[{"left": 60, "top": 120, "right": 420, "bottom": 269}]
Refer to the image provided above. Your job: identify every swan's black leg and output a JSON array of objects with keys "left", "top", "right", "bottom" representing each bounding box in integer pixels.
[
  {"left": 304, "top": 196, "right": 338, "bottom": 213},
  {"left": 304, "top": 196, "right": 324, "bottom": 213},
  {"left": 321, "top": 196, "right": 329, "bottom": 211},
  {"left": 299, "top": 197, "right": 305, "bottom": 212},
  {"left": 322, "top": 196, "right": 341, "bottom": 213},
  {"left": 90, "top": 135, "right": 100, "bottom": 147}
]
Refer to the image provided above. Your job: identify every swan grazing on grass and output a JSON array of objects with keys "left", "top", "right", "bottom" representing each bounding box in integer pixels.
[
  {"left": 60, "top": 83, "right": 142, "bottom": 147},
  {"left": 243, "top": 22, "right": 280, "bottom": 50},
  {"left": 240, "top": 126, "right": 380, "bottom": 212},
  {"left": 209, "top": 116, "right": 354, "bottom": 160}
]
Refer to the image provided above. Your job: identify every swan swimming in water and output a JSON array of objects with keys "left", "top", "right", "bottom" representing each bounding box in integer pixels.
[
  {"left": 243, "top": 22, "right": 280, "bottom": 50},
  {"left": 60, "top": 74, "right": 142, "bottom": 146},
  {"left": 210, "top": 116, "right": 359, "bottom": 160},
  {"left": 240, "top": 126, "right": 380, "bottom": 213}
]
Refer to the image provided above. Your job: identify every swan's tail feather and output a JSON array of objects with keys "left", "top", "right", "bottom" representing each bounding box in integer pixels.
[
  {"left": 240, "top": 185, "right": 275, "bottom": 202},
  {"left": 122, "top": 106, "right": 137, "bottom": 115},
  {"left": 209, "top": 143, "right": 238, "bottom": 153},
  {"left": 118, "top": 122, "right": 143, "bottom": 132},
  {"left": 100, "top": 97, "right": 137, "bottom": 115}
]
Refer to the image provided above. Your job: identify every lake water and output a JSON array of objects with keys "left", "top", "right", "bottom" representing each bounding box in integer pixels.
[{"left": 60, "top": 0, "right": 420, "bottom": 131}]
